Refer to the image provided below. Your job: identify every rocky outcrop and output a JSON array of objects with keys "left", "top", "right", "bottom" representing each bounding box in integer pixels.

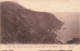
[{"left": 67, "top": 38, "right": 80, "bottom": 44}]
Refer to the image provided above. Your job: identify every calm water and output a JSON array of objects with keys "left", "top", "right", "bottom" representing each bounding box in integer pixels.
[{"left": 53, "top": 12, "right": 80, "bottom": 43}]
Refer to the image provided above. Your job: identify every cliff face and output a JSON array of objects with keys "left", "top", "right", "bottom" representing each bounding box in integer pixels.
[{"left": 0, "top": 1, "right": 63, "bottom": 44}]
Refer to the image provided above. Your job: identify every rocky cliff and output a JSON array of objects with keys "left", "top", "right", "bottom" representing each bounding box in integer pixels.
[{"left": 0, "top": 1, "right": 63, "bottom": 44}]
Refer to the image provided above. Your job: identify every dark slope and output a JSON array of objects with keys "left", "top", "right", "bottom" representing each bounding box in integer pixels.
[
  {"left": 0, "top": 1, "right": 63, "bottom": 44},
  {"left": 67, "top": 38, "right": 80, "bottom": 44}
]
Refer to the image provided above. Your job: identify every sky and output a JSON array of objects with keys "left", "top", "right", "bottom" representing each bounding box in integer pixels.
[
  {"left": 0, "top": 0, "right": 80, "bottom": 42},
  {"left": 0, "top": 0, "right": 80, "bottom": 12}
]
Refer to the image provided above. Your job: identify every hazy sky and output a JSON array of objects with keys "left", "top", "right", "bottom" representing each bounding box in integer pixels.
[
  {"left": 0, "top": 0, "right": 80, "bottom": 12},
  {"left": 0, "top": 0, "right": 80, "bottom": 42}
]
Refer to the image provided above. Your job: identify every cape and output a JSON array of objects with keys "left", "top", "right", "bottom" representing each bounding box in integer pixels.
[{"left": 0, "top": 1, "right": 63, "bottom": 44}]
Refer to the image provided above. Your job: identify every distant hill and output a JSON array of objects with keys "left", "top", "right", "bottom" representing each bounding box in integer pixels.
[
  {"left": 0, "top": 1, "right": 63, "bottom": 44},
  {"left": 67, "top": 38, "right": 80, "bottom": 44}
]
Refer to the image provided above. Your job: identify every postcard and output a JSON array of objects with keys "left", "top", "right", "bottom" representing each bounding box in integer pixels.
[{"left": 0, "top": 0, "right": 80, "bottom": 51}]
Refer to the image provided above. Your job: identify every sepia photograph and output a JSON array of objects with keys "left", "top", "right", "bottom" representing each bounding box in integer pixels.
[
  {"left": 0, "top": 0, "right": 80, "bottom": 44},
  {"left": 0, "top": 0, "right": 80, "bottom": 51}
]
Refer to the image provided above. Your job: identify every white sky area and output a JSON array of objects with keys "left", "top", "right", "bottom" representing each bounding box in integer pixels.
[
  {"left": 0, "top": 0, "right": 80, "bottom": 12},
  {"left": 0, "top": 0, "right": 80, "bottom": 42}
]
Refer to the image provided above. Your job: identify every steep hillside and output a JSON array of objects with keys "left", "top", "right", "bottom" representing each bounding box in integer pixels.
[{"left": 0, "top": 1, "right": 63, "bottom": 44}]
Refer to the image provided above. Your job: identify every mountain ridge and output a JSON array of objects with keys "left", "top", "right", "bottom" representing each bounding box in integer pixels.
[{"left": 0, "top": 1, "right": 63, "bottom": 44}]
